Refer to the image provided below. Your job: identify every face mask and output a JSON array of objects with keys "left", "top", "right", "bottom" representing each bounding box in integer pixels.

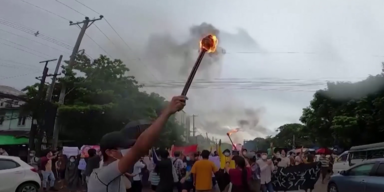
[
  {"left": 224, "top": 152, "right": 230, "bottom": 156},
  {"left": 70, "top": 159, "right": 75, "bottom": 162},
  {"left": 261, "top": 155, "right": 267, "bottom": 160},
  {"left": 186, "top": 157, "right": 190, "bottom": 161}
]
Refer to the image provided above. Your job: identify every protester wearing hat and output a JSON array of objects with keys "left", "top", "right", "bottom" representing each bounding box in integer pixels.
[{"left": 87, "top": 95, "right": 187, "bottom": 192}]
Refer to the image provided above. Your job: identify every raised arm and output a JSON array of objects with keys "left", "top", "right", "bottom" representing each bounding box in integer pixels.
[
  {"left": 218, "top": 139, "right": 223, "bottom": 157},
  {"left": 117, "top": 96, "right": 186, "bottom": 174},
  {"left": 152, "top": 148, "right": 160, "bottom": 164}
]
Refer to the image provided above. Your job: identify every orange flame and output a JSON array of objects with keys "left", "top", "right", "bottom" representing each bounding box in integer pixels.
[
  {"left": 227, "top": 128, "right": 240, "bottom": 136},
  {"left": 199, "top": 34, "right": 218, "bottom": 53}
]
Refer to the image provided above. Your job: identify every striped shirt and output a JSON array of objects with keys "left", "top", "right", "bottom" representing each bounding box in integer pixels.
[
  {"left": 149, "top": 171, "right": 160, "bottom": 186},
  {"left": 319, "top": 157, "right": 329, "bottom": 167}
]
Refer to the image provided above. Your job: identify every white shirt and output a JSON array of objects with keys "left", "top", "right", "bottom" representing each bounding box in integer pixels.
[
  {"left": 132, "top": 161, "right": 146, "bottom": 181},
  {"left": 257, "top": 159, "right": 275, "bottom": 184},
  {"left": 277, "top": 157, "right": 290, "bottom": 168}
]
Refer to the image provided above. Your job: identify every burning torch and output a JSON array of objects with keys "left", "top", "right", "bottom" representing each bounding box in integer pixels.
[
  {"left": 181, "top": 34, "right": 218, "bottom": 96},
  {"left": 226, "top": 128, "right": 240, "bottom": 149}
]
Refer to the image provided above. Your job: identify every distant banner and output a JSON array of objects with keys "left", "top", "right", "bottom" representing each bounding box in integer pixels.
[
  {"left": 62, "top": 146, "right": 79, "bottom": 158},
  {"left": 171, "top": 145, "right": 198, "bottom": 155},
  {"left": 272, "top": 162, "right": 321, "bottom": 191},
  {"left": 80, "top": 145, "right": 100, "bottom": 158}
]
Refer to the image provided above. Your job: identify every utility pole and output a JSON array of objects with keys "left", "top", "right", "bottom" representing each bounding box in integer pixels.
[
  {"left": 44, "top": 55, "right": 62, "bottom": 149},
  {"left": 192, "top": 115, "right": 196, "bottom": 144},
  {"left": 52, "top": 16, "right": 103, "bottom": 149},
  {"left": 185, "top": 116, "right": 190, "bottom": 143},
  {"left": 29, "top": 59, "right": 55, "bottom": 155},
  {"left": 292, "top": 134, "right": 295, "bottom": 150},
  {"left": 46, "top": 55, "right": 62, "bottom": 102}
]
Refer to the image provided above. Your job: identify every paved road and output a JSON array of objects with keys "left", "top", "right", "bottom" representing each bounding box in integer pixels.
[
  {"left": 48, "top": 180, "right": 329, "bottom": 192},
  {"left": 44, "top": 174, "right": 331, "bottom": 192}
]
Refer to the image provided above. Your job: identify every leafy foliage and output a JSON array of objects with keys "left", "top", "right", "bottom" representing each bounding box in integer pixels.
[
  {"left": 299, "top": 75, "right": 384, "bottom": 148},
  {"left": 23, "top": 52, "right": 186, "bottom": 147},
  {"left": 254, "top": 74, "right": 384, "bottom": 150}
]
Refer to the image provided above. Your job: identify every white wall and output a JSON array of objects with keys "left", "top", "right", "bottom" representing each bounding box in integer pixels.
[{"left": 0, "top": 109, "right": 32, "bottom": 131}]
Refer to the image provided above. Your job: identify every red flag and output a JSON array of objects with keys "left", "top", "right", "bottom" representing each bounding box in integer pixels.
[{"left": 171, "top": 144, "right": 198, "bottom": 155}]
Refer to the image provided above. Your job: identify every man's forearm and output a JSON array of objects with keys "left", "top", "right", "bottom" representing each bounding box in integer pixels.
[{"left": 183, "top": 172, "right": 191, "bottom": 180}]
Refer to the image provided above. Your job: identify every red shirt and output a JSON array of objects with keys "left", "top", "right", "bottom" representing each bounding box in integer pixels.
[
  {"left": 228, "top": 167, "right": 251, "bottom": 186},
  {"left": 40, "top": 157, "right": 49, "bottom": 171}
]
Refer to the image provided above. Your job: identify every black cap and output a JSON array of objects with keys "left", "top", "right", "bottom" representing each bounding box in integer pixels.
[
  {"left": 121, "top": 119, "right": 152, "bottom": 140},
  {"left": 100, "top": 131, "right": 135, "bottom": 151}
]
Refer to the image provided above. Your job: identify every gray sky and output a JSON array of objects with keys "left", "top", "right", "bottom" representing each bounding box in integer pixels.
[{"left": 1, "top": 0, "right": 384, "bottom": 143}]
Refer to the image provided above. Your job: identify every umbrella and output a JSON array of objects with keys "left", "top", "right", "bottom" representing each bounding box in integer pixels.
[
  {"left": 121, "top": 119, "right": 152, "bottom": 140},
  {"left": 316, "top": 148, "right": 332, "bottom": 154}
]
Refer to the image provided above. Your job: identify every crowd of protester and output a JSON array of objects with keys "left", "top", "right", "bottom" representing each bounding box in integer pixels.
[
  {"left": 7, "top": 96, "right": 336, "bottom": 192},
  {"left": 23, "top": 143, "right": 335, "bottom": 192}
]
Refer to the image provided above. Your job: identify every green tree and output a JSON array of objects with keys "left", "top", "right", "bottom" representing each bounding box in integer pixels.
[
  {"left": 252, "top": 137, "right": 269, "bottom": 151},
  {"left": 23, "top": 52, "right": 186, "bottom": 148},
  {"left": 300, "top": 75, "right": 384, "bottom": 148},
  {"left": 271, "top": 123, "right": 313, "bottom": 148}
]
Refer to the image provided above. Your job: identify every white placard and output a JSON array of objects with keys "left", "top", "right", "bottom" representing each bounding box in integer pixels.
[{"left": 63, "top": 146, "right": 79, "bottom": 158}]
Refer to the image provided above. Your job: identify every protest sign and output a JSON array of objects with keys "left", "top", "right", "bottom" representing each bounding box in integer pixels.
[
  {"left": 62, "top": 146, "right": 79, "bottom": 157},
  {"left": 80, "top": 145, "right": 100, "bottom": 157},
  {"left": 272, "top": 162, "right": 321, "bottom": 191}
]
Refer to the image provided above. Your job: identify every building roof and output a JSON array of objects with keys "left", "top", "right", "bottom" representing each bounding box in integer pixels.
[{"left": 0, "top": 85, "right": 24, "bottom": 96}]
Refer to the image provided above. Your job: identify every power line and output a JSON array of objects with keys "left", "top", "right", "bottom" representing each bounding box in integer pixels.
[
  {"left": 74, "top": 0, "right": 102, "bottom": 15},
  {"left": 0, "top": 58, "right": 41, "bottom": 69},
  {"left": 0, "top": 71, "right": 41, "bottom": 81},
  {"left": 0, "top": 28, "right": 71, "bottom": 54},
  {"left": 73, "top": 0, "right": 159, "bottom": 81},
  {"left": 0, "top": 18, "right": 73, "bottom": 49},
  {"left": 142, "top": 76, "right": 368, "bottom": 86},
  {"left": 0, "top": 37, "right": 53, "bottom": 58},
  {"left": 20, "top": 0, "right": 70, "bottom": 22},
  {"left": 55, "top": 0, "right": 87, "bottom": 17},
  {"left": 84, "top": 33, "right": 111, "bottom": 57},
  {"left": 49, "top": 1, "right": 113, "bottom": 57},
  {"left": 93, "top": 23, "right": 120, "bottom": 52},
  {"left": 0, "top": 64, "right": 40, "bottom": 71},
  {"left": 0, "top": 42, "right": 46, "bottom": 59}
]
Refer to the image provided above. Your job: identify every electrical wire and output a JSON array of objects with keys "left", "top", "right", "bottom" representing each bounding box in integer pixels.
[
  {"left": 142, "top": 76, "right": 367, "bottom": 87},
  {"left": 73, "top": 0, "right": 160, "bottom": 81},
  {"left": 20, "top": 0, "right": 70, "bottom": 22},
  {"left": 142, "top": 85, "right": 318, "bottom": 92},
  {"left": 0, "top": 18, "right": 72, "bottom": 49},
  {"left": 55, "top": 0, "right": 87, "bottom": 17},
  {"left": 0, "top": 18, "right": 71, "bottom": 47},
  {"left": 0, "top": 71, "right": 41, "bottom": 81},
  {"left": 0, "top": 64, "right": 40, "bottom": 71},
  {"left": 0, "top": 58, "right": 41, "bottom": 69},
  {"left": 74, "top": 0, "right": 101, "bottom": 15},
  {"left": 0, "top": 42, "right": 46, "bottom": 59},
  {"left": 84, "top": 33, "right": 111, "bottom": 57},
  {"left": 0, "top": 28, "right": 71, "bottom": 54},
  {"left": 0, "top": 37, "right": 53, "bottom": 58}
]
